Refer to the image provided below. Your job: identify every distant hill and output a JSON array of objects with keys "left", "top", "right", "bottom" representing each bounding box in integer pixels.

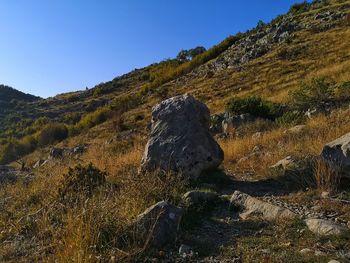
[{"left": 0, "top": 85, "right": 40, "bottom": 103}]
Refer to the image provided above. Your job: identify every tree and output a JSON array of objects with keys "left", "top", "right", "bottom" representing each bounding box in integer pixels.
[
  {"left": 176, "top": 46, "right": 207, "bottom": 61},
  {"left": 188, "top": 46, "right": 206, "bottom": 58},
  {"left": 176, "top": 49, "right": 189, "bottom": 61}
]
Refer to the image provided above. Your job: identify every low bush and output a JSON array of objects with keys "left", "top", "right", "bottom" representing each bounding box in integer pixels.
[
  {"left": 289, "top": 78, "right": 350, "bottom": 111},
  {"left": 276, "top": 111, "right": 305, "bottom": 127},
  {"left": 335, "top": 81, "right": 350, "bottom": 101},
  {"left": 59, "top": 163, "right": 107, "bottom": 204},
  {"left": 0, "top": 135, "right": 37, "bottom": 164},
  {"left": 38, "top": 123, "right": 68, "bottom": 146},
  {"left": 289, "top": 1, "right": 310, "bottom": 14},
  {"left": 313, "top": 158, "right": 341, "bottom": 194},
  {"left": 226, "top": 96, "right": 283, "bottom": 120}
]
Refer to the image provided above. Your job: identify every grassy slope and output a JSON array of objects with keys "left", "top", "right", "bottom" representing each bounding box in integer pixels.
[{"left": 1, "top": 0, "right": 350, "bottom": 262}]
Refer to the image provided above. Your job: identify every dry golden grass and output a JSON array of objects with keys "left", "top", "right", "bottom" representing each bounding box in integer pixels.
[
  {"left": 221, "top": 108, "right": 350, "bottom": 176},
  {"left": 313, "top": 158, "right": 342, "bottom": 194},
  {"left": 1, "top": 2, "right": 350, "bottom": 261}
]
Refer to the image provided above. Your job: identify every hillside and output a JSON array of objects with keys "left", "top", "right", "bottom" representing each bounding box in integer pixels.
[
  {"left": 1, "top": 0, "right": 350, "bottom": 262},
  {"left": 0, "top": 85, "right": 39, "bottom": 103}
]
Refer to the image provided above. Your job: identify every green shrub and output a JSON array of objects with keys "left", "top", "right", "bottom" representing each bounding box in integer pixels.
[
  {"left": 335, "top": 81, "right": 350, "bottom": 101},
  {"left": 276, "top": 111, "right": 305, "bottom": 127},
  {"left": 59, "top": 163, "right": 107, "bottom": 203},
  {"left": 226, "top": 96, "right": 282, "bottom": 120},
  {"left": 289, "top": 78, "right": 334, "bottom": 111},
  {"left": 289, "top": 1, "right": 310, "bottom": 14},
  {"left": 0, "top": 135, "right": 37, "bottom": 164},
  {"left": 38, "top": 123, "right": 68, "bottom": 146},
  {"left": 72, "top": 107, "right": 111, "bottom": 134}
]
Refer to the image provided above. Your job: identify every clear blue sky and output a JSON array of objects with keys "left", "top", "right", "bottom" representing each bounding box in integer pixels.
[{"left": 0, "top": 0, "right": 305, "bottom": 98}]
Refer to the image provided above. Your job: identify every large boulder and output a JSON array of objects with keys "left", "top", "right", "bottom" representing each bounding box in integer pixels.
[
  {"left": 140, "top": 94, "right": 224, "bottom": 180},
  {"left": 320, "top": 132, "right": 350, "bottom": 175},
  {"left": 133, "top": 201, "right": 182, "bottom": 248}
]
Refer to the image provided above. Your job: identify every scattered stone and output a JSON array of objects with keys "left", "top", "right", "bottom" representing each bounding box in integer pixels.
[
  {"left": 320, "top": 132, "right": 350, "bottom": 176},
  {"left": 133, "top": 201, "right": 182, "bottom": 248},
  {"left": 270, "top": 156, "right": 295, "bottom": 170},
  {"left": 140, "top": 94, "right": 224, "bottom": 180},
  {"left": 305, "top": 108, "right": 318, "bottom": 119},
  {"left": 285, "top": 125, "right": 307, "bottom": 134},
  {"left": 305, "top": 218, "right": 348, "bottom": 236},
  {"left": 328, "top": 260, "right": 340, "bottom": 263},
  {"left": 252, "top": 132, "right": 263, "bottom": 140},
  {"left": 49, "top": 147, "right": 64, "bottom": 159},
  {"left": 230, "top": 191, "right": 296, "bottom": 221},
  {"left": 33, "top": 159, "right": 46, "bottom": 169},
  {"left": 72, "top": 144, "right": 87, "bottom": 154},
  {"left": 210, "top": 113, "right": 226, "bottom": 134}
]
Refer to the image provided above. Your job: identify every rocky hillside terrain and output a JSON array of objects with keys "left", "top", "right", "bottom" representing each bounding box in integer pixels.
[{"left": 1, "top": 0, "right": 350, "bottom": 262}]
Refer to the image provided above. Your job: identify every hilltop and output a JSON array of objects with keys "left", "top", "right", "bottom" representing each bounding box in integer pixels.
[{"left": 0, "top": 0, "right": 350, "bottom": 262}]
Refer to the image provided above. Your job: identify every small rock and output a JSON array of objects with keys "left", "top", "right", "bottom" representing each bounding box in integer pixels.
[
  {"left": 132, "top": 201, "right": 182, "bottom": 248},
  {"left": 305, "top": 218, "right": 348, "bottom": 236},
  {"left": 72, "top": 144, "right": 87, "bottom": 154},
  {"left": 328, "top": 260, "right": 340, "bottom": 263},
  {"left": 252, "top": 132, "right": 263, "bottom": 139},
  {"left": 285, "top": 125, "right": 307, "bottom": 134},
  {"left": 270, "top": 156, "right": 295, "bottom": 170},
  {"left": 33, "top": 159, "right": 45, "bottom": 169},
  {"left": 230, "top": 191, "right": 296, "bottom": 221},
  {"left": 49, "top": 147, "right": 64, "bottom": 159}
]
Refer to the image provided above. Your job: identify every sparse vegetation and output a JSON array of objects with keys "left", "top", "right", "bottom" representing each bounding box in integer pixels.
[
  {"left": 1, "top": 0, "right": 350, "bottom": 261},
  {"left": 59, "top": 163, "right": 107, "bottom": 204}
]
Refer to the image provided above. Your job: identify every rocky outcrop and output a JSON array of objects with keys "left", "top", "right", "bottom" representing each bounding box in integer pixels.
[
  {"left": 305, "top": 218, "right": 348, "bottom": 236},
  {"left": 230, "top": 191, "right": 296, "bottom": 221},
  {"left": 140, "top": 94, "right": 224, "bottom": 180},
  {"left": 222, "top": 113, "right": 254, "bottom": 134},
  {"left": 320, "top": 132, "right": 350, "bottom": 175},
  {"left": 133, "top": 201, "right": 182, "bottom": 248}
]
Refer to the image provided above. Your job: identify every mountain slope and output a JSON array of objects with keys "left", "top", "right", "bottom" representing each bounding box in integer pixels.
[
  {"left": 1, "top": 0, "right": 350, "bottom": 164},
  {"left": 0, "top": 85, "right": 40, "bottom": 103},
  {"left": 1, "top": 1, "right": 350, "bottom": 262}
]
